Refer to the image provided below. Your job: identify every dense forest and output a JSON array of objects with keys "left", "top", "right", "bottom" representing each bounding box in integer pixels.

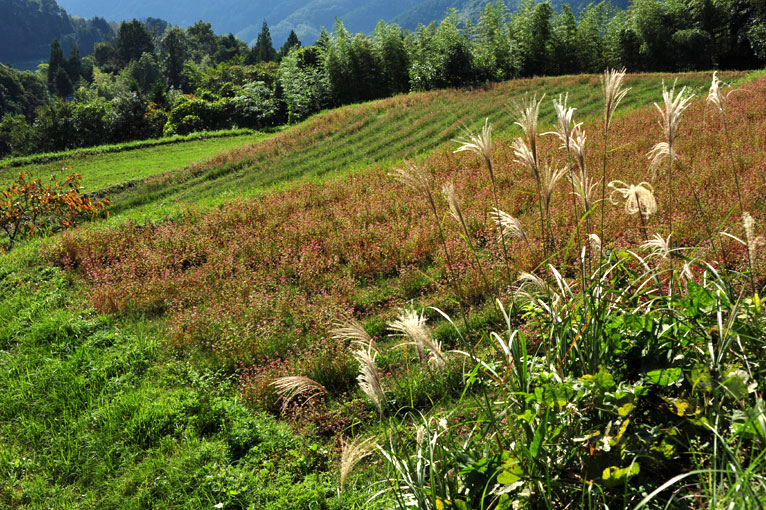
[
  {"left": 1, "top": 0, "right": 765, "bottom": 157},
  {"left": 0, "top": 0, "right": 113, "bottom": 67}
]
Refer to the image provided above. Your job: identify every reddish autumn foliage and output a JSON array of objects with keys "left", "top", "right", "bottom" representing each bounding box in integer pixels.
[
  {"left": 0, "top": 171, "right": 110, "bottom": 251},
  {"left": 48, "top": 74, "right": 766, "bottom": 386}
]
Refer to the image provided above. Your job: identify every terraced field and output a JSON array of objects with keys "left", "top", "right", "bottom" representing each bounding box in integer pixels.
[{"left": 2, "top": 70, "right": 764, "bottom": 510}]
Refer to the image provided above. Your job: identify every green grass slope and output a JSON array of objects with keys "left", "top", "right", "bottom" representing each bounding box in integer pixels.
[{"left": 1, "top": 70, "right": 764, "bottom": 509}]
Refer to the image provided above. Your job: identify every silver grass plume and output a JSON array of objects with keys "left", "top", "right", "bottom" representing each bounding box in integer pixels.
[
  {"left": 707, "top": 71, "right": 738, "bottom": 114},
  {"left": 743, "top": 212, "right": 765, "bottom": 259},
  {"left": 642, "top": 233, "right": 673, "bottom": 259},
  {"left": 571, "top": 168, "right": 599, "bottom": 212},
  {"left": 541, "top": 163, "right": 568, "bottom": 213},
  {"left": 331, "top": 314, "right": 377, "bottom": 353},
  {"left": 490, "top": 208, "right": 529, "bottom": 247},
  {"left": 570, "top": 125, "right": 587, "bottom": 174},
  {"left": 588, "top": 234, "right": 602, "bottom": 254},
  {"left": 442, "top": 182, "right": 467, "bottom": 229},
  {"left": 607, "top": 180, "right": 658, "bottom": 218},
  {"left": 602, "top": 68, "right": 630, "bottom": 131},
  {"left": 390, "top": 161, "right": 434, "bottom": 197},
  {"left": 271, "top": 376, "right": 327, "bottom": 414},
  {"left": 546, "top": 94, "right": 581, "bottom": 154},
  {"left": 388, "top": 309, "right": 447, "bottom": 369},
  {"left": 648, "top": 81, "right": 694, "bottom": 175},
  {"left": 453, "top": 118, "right": 493, "bottom": 176},
  {"left": 353, "top": 345, "right": 386, "bottom": 413},
  {"left": 512, "top": 137, "right": 540, "bottom": 182},
  {"left": 512, "top": 94, "right": 545, "bottom": 183},
  {"left": 340, "top": 436, "right": 376, "bottom": 492}
]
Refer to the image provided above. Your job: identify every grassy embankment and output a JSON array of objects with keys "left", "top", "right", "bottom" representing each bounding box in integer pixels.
[{"left": 2, "top": 70, "right": 764, "bottom": 509}]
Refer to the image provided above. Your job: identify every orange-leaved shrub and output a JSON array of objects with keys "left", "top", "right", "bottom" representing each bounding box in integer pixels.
[{"left": 1, "top": 171, "right": 109, "bottom": 252}]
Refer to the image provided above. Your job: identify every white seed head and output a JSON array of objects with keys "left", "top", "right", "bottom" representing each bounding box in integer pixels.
[
  {"left": 707, "top": 71, "right": 739, "bottom": 114},
  {"left": 642, "top": 233, "right": 673, "bottom": 259},
  {"left": 545, "top": 94, "right": 580, "bottom": 153},
  {"left": 743, "top": 212, "right": 765, "bottom": 258},
  {"left": 390, "top": 161, "right": 433, "bottom": 197},
  {"left": 602, "top": 68, "right": 630, "bottom": 130},
  {"left": 331, "top": 315, "right": 377, "bottom": 352},
  {"left": 388, "top": 309, "right": 446, "bottom": 369},
  {"left": 490, "top": 208, "right": 528, "bottom": 245},
  {"left": 353, "top": 346, "right": 386, "bottom": 413},
  {"left": 340, "top": 436, "right": 376, "bottom": 492},
  {"left": 271, "top": 376, "right": 327, "bottom": 414},
  {"left": 541, "top": 163, "right": 567, "bottom": 210},
  {"left": 607, "top": 180, "right": 658, "bottom": 218},
  {"left": 570, "top": 169, "right": 599, "bottom": 212},
  {"left": 654, "top": 81, "right": 694, "bottom": 146},
  {"left": 588, "top": 233, "right": 602, "bottom": 254},
  {"left": 647, "top": 141, "right": 681, "bottom": 178},
  {"left": 570, "top": 125, "right": 587, "bottom": 173},
  {"left": 442, "top": 181, "right": 464, "bottom": 226},
  {"left": 454, "top": 118, "right": 493, "bottom": 169},
  {"left": 512, "top": 136, "right": 539, "bottom": 181}
]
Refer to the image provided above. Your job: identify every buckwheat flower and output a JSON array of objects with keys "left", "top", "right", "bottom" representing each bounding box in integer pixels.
[{"left": 607, "top": 180, "right": 658, "bottom": 218}]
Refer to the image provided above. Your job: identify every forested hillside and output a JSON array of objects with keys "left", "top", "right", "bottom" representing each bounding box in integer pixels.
[
  {"left": 2, "top": 0, "right": 765, "bottom": 159},
  {"left": 0, "top": 0, "right": 113, "bottom": 68},
  {"left": 55, "top": 0, "right": 631, "bottom": 45}
]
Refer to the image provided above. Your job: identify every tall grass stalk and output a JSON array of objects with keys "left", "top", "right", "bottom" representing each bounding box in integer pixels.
[
  {"left": 454, "top": 119, "right": 514, "bottom": 287},
  {"left": 442, "top": 182, "right": 499, "bottom": 316},
  {"left": 391, "top": 162, "right": 469, "bottom": 327}
]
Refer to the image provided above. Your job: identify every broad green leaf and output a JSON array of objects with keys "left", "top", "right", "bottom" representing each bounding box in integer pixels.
[
  {"left": 602, "top": 463, "right": 640, "bottom": 488},
  {"left": 645, "top": 368, "right": 683, "bottom": 386}
]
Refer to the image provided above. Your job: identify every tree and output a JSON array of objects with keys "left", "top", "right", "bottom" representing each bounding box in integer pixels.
[
  {"left": 214, "top": 34, "right": 247, "bottom": 63},
  {"left": 372, "top": 22, "right": 410, "bottom": 95},
  {"left": 473, "top": 1, "right": 515, "bottom": 80},
  {"left": 47, "top": 39, "right": 67, "bottom": 95},
  {"left": 161, "top": 27, "right": 188, "bottom": 89},
  {"left": 279, "top": 30, "right": 302, "bottom": 58},
  {"left": 93, "top": 42, "right": 119, "bottom": 74},
  {"left": 187, "top": 21, "right": 217, "bottom": 62},
  {"left": 117, "top": 20, "right": 155, "bottom": 66},
  {"left": 66, "top": 44, "right": 82, "bottom": 85},
  {"left": 251, "top": 20, "right": 278, "bottom": 63}
]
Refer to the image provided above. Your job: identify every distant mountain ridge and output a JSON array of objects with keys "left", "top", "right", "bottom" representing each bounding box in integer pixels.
[{"left": 55, "top": 0, "right": 627, "bottom": 47}]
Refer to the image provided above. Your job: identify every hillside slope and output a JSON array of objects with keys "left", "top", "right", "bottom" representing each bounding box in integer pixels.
[{"left": 2, "top": 70, "right": 765, "bottom": 508}]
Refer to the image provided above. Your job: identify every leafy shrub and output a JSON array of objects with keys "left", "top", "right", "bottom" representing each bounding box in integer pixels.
[{"left": 0, "top": 171, "right": 110, "bottom": 251}]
